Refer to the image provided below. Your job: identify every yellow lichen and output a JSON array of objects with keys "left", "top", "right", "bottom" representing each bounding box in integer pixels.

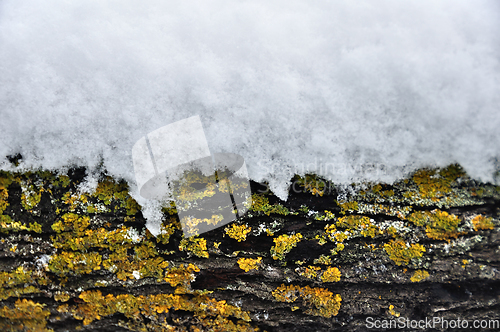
[
  {"left": 314, "top": 210, "right": 336, "bottom": 221},
  {"left": 54, "top": 291, "right": 71, "bottom": 302},
  {"left": 66, "top": 290, "right": 254, "bottom": 329},
  {"left": 337, "top": 215, "right": 382, "bottom": 238},
  {"left": 299, "top": 265, "right": 321, "bottom": 279},
  {"left": 179, "top": 237, "right": 209, "bottom": 258},
  {"left": 321, "top": 267, "right": 341, "bottom": 282},
  {"left": 410, "top": 269, "right": 430, "bottom": 282},
  {"left": 411, "top": 165, "right": 465, "bottom": 200},
  {"left": 225, "top": 223, "right": 252, "bottom": 242},
  {"left": 250, "top": 194, "right": 289, "bottom": 215},
  {"left": 0, "top": 215, "right": 42, "bottom": 234},
  {"left": 237, "top": 257, "right": 262, "bottom": 272},
  {"left": 89, "top": 176, "right": 141, "bottom": 215},
  {"left": 472, "top": 215, "right": 494, "bottom": 231},
  {"left": 20, "top": 182, "right": 43, "bottom": 211},
  {"left": 0, "top": 266, "right": 47, "bottom": 300},
  {"left": 313, "top": 254, "right": 332, "bottom": 265},
  {"left": 388, "top": 304, "right": 400, "bottom": 317},
  {"left": 408, "top": 210, "right": 464, "bottom": 240},
  {"left": 270, "top": 233, "right": 303, "bottom": 260},
  {"left": 51, "top": 213, "right": 90, "bottom": 235},
  {"left": 293, "top": 174, "right": 326, "bottom": 196},
  {"left": 384, "top": 240, "right": 426, "bottom": 266},
  {"left": 181, "top": 214, "right": 224, "bottom": 236},
  {"left": 272, "top": 284, "right": 342, "bottom": 318},
  {"left": 338, "top": 201, "right": 359, "bottom": 215},
  {"left": 0, "top": 299, "right": 52, "bottom": 332},
  {"left": 0, "top": 171, "right": 15, "bottom": 214},
  {"left": 49, "top": 251, "right": 102, "bottom": 276},
  {"left": 164, "top": 264, "right": 200, "bottom": 289}
]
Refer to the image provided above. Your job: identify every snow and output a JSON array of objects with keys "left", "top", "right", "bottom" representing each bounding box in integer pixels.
[{"left": 1, "top": 0, "right": 499, "bottom": 205}]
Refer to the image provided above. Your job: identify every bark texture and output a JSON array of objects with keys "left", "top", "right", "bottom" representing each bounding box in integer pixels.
[{"left": 0, "top": 164, "right": 499, "bottom": 331}]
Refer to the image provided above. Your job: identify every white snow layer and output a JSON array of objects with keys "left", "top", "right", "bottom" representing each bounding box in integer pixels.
[{"left": 1, "top": 0, "right": 499, "bottom": 201}]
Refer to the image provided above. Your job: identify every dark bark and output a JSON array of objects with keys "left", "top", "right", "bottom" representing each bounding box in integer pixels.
[{"left": 0, "top": 166, "right": 499, "bottom": 331}]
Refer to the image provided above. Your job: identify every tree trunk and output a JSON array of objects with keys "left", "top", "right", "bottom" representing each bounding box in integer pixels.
[{"left": 0, "top": 165, "right": 499, "bottom": 331}]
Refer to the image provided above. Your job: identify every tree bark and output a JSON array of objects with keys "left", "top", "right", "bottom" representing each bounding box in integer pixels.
[{"left": 0, "top": 165, "right": 499, "bottom": 331}]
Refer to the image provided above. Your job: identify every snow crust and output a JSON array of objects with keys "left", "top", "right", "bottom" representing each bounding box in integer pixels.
[{"left": 1, "top": 0, "right": 499, "bottom": 202}]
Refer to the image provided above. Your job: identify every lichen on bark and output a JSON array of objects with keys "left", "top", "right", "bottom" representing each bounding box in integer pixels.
[{"left": 0, "top": 164, "right": 499, "bottom": 331}]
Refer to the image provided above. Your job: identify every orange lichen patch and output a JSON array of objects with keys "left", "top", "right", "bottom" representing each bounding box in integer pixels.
[
  {"left": 321, "top": 267, "right": 341, "bottom": 282},
  {"left": 225, "top": 223, "right": 252, "bottom": 242},
  {"left": 54, "top": 291, "right": 71, "bottom": 302},
  {"left": 299, "top": 265, "right": 321, "bottom": 279},
  {"left": 0, "top": 299, "right": 52, "bottom": 332},
  {"left": 237, "top": 257, "right": 262, "bottom": 272},
  {"left": 408, "top": 210, "right": 464, "bottom": 240},
  {"left": 51, "top": 213, "right": 90, "bottom": 236},
  {"left": 270, "top": 233, "right": 303, "bottom": 260},
  {"left": 322, "top": 224, "right": 348, "bottom": 247},
  {"left": 336, "top": 215, "right": 382, "bottom": 238},
  {"left": 472, "top": 215, "right": 495, "bottom": 231},
  {"left": 67, "top": 290, "right": 254, "bottom": 329},
  {"left": 164, "top": 264, "right": 200, "bottom": 289},
  {"left": 384, "top": 240, "right": 426, "bottom": 266},
  {"left": 388, "top": 304, "right": 400, "bottom": 317},
  {"left": 101, "top": 245, "right": 168, "bottom": 281},
  {"left": 0, "top": 266, "right": 47, "bottom": 300},
  {"left": 272, "top": 284, "right": 342, "bottom": 318},
  {"left": 179, "top": 237, "right": 209, "bottom": 258},
  {"left": 410, "top": 270, "right": 430, "bottom": 282},
  {"left": 49, "top": 251, "right": 102, "bottom": 276},
  {"left": 62, "top": 192, "right": 89, "bottom": 212},
  {"left": 52, "top": 225, "right": 139, "bottom": 251}
]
